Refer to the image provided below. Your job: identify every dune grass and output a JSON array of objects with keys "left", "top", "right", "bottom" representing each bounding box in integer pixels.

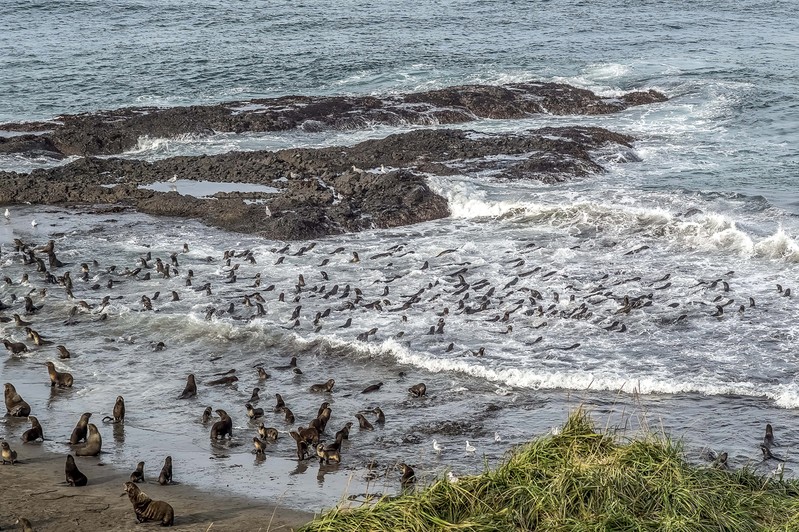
[{"left": 299, "top": 409, "right": 799, "bottom": 531}]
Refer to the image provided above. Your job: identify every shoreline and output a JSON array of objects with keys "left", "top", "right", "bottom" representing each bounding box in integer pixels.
[{"left": 0, "top": 442, "right": 313, "bottom": 531}]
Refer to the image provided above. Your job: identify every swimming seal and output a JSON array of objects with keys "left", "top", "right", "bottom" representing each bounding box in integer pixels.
[
  {"left": 245, "top": 403, "right": 264, "bottom": 419},
  {"left": 70, "top": 412, "right": 92, "bottom": 444},
  {"left": 75, "top": 423, "right": 102, "bottom": 456},
  {"left": 289, "top": 431, "right": 309, "bottom": 460},
  {"left": 309, "top": 379, "right": 335, "bottom": 393},
  {"left": 764, "top": 424, "right": 775, "bottom": 448},
  {"left": 206, "top": 375, "right": 239, "bottom": 386},
  {"left": 130, "top": 461, "right": 145, "bottom": 483},
  {"left": 4, "top": 383, "right": 31, "bottom": 416},
  {"left": 1, "top": 441, "right": 18, "bottom": 464},
  {"left": 210, "top": 409, "right": 233, "bottom": 439},
  {"left": 253, "top": 437, "right": 266, "bottom": 456},
  {"left": 45, "top": 361, "right": 73, "bottom": 387},
  {"left": 361, "top": 382, "right": 383, "bottom": 394},
  {"left": 158, "top": 456, "right": 173, "bottom": 485},
  {"left": 65, "top": 454, "right": 88, "bottom": 486},
  {"left": 258, "top": 423, "right": 279, "bottom": 441},
  {"left": 355, "top": 413, "right": 374, "bottom": 431},
  {"left": 282, "top": 407, "right": 295, "bottom": 424},
  {"left": 316, "top": 443, "right": 341, "bottom": 465},
  {"left": 249, "top": 387, "right": 260, "bottom": 402},
  {"left": 178, "top": 374, "right": 197, "bottom": 399},
  {"left": 123, "top": 481, "right": 174, "bottom": 526},
  {"left": 408, "top": 383, "right": 427, "bottom": 397},
  {"left": 201, "top": 406, "right": 212, "bottom": 423},
  {"left": 274, "top": 393, "right": 286, "bottom": 411},
  {"left": 21, "top": 415, "right": 43, "bottom": 442},
  {"left": 103, "top": 395, "right": 125, "bottom": 423}
]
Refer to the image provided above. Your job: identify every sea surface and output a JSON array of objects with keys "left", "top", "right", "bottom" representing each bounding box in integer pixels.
[{"left": 2, "top": 0, "right": 799, "bottom": 512}]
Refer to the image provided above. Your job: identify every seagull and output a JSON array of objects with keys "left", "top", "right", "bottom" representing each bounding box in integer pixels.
[
  {"left": 168, "top": 174, "right": 178, "bottom": 183},
  {"left": 432, "top": 439, "right": 443, "bottom": 454},
  {"left": 465, "top": 441, "right": 476, "bottom": 453},
  {"left": 494, "top": 431, "right": 502, "bottom": 443},
  {"left": 3, "top": 208, "right": 9, "bottom": 219},
  {"left": 447, "top": 471, "right": 459, "bottom": 484},
  {"left": 264, "top": 205, "right": 272, "bottom": 217},
  {"left": 31, "top": 219, "right": 38, "bottom": 227}
]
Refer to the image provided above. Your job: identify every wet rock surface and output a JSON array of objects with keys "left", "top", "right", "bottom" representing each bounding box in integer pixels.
[
  {"left": 0, "top": 82, "right": 666, "bottom": 157},
  {"left": 0, "top": 126, "right": 634, "bottom": 240}
]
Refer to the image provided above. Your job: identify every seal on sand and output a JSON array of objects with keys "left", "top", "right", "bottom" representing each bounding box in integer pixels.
[
  {"left": 70, "top": 412, "right": 92, "bottom": 444},
  {"left": 45, "top": 361, "right": 74, "bottom": 387},
  {"left": 1, "top": 441, "right": 18, "bottom": 464},
  {"left": 4, "top": 383, "right": 31, "bottom": 417},
  {"left": 65, "top": 454, "right": 88, "bottom": 486},
  {"left": 123, "top": 481, "right": 175, "bottom": 526},
  {"left": 21, "top": 415, "right": 44, "bottom": 442},
  {"left": 158, "top": 456, "right": 173, "bottom": 485},
  {"left": 130, "top": 461, "right": 145, "bottom": 483},
  {"left": 75, "top": 423, "right": 102, "bottom": 456}
]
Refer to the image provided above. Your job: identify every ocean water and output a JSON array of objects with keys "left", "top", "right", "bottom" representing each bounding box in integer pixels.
[{"left": 2, "top": 0, "right": 799, "bottom": 511}]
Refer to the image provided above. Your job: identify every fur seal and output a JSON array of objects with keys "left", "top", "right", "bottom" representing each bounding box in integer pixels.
[
  {"left": 764, "top": 424, "right": 775, "bottom": 448},
  {"left": 70, "top": 412, "right": 92, "bottom": 444},
  {"left": 1, "top": 441, "right": 18, "bottom": 464},
  {"left": 374, "top": 407, "right": 385, "bottom": 424},
  {"left": 15, "top": 517, "right": 34, "bottom": 532},
  {"left": 179, "top": 374, "right": 197, "bottom": 399},
  {"left": 158, "top": 456, "right": 173, "bottom": 485},
  {"left": 249, "top": 387, "right": 260, "bottom": 402},
  {"left": 21, "top": 415, "right": 44, "bottom": 442},
  {"left": 408, "top": 383, "right": 427, "bottom": 397},
  {"left": 355, "top": 413, "right": 374, "bottom": 431},
  {"left": 65, "top": 454, "right": 88, "bottom": 486},
  {"left": 253, "top": 436, "right": 266, "bottom": 455},
  {"left": 123, "top": 481, "right": 174, "bottom": 526},
  {"left": 309, "top": 378, "right": 335, "bottom": 393},
  {"left": 75, "top": 423, "right": 102, "bottom": 456},
  {"left": 201, "top": 406, "right": 212, "bottom": 423},
  {"left": 275, "top": 356, "right": 298, "bottom": 370},
  {"left": 257, "top": 367, "right": 270, "bottom": 380},
  {"left": 245, "top": 403, "right": 264, "bottom": 419},
  {"left": 3, "top": 339, "right": 28, "bottom": 355},
  {"left": 399, "top": 463, "right": 416, "bottom": 485},
  {"left": 316, "top": 443, "right": 341, "bottom": 464},
  {"left": 4, "top": 383, "right": 31, "bottom": 416},
  {"left": 361, "top": 382, "right": 383, "bottom": 394},
  {"left": 274, "top": 393, "right": 286, "bottom": 411},
  {"left": 258, "top": 423, "right": 279, "bottom": 441},
  {"left": 130, "top": 461, "right": 145, "bottom": 483},
  {"left": 45, "top": 361, "right": 73, "bottom": 387},
  {"left": 210, "top": 409, "right": 233, "bottom": 439},
  {"left": 103, "top": 395, "right": 125, "bottom": 423},
  {"left": 289, "top": 431, "right": 309, "bottom": 460},
  {"left": 282, "top": 407, "right": 295, "bottom": 424},
  {"left": 206, "top": 375, "right": 238, "bottom": 386}
]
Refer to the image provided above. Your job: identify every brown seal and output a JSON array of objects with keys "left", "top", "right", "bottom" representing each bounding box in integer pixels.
[
  {"left": 65, "top": 454, "right": 88, "bottom": 486},
  {"left": 179, "top": 374, "right": 197, "bottom": 399},
  {"left": 282, "top": 406, "right": 295, "bottom": 424},
  {"left": 399, "top": 463, "right": 416, "bottom": 485},
  {"left": 4, "top": 383, "right": 31, "bottom": 416},
  {"left": 56, "top": 345, "right": 71, "bottom": 359},
  {"left": 253, "top": 436, "right": 266, "bottom": 455},
  {"left": 75, "top": 423, "right": 102, "bottom": 456},
  {"left": 210, "top": 409, "right": 233, "bottom": 440},
  {"left": 14, "top": 517, "right": 34, "bottom": 532},
  {"left": 309, "top": 378, "right": 335, "bottom": 393},
  {"left": 355, "top": 413, "right": 374, "bottom": 431},
  {"left": 206, "top": 375, "right": 239, "bottom": 386},
  {"left": 130, "top": 461, "right": 145, "bottom": 483},
  {"left": 21, "top": 415, "right": 44, "bottom": 442},
  {"left": 158, "top": 456, "right": 173, "bottom": 485},
  {"left": 289, "top": 431, "right": 309, "bottom": 460},
  {"left": 408, "top": 383, "right": 427, "bottom": 397},
  {"left": 315, "top": 443, "right": 341, "bottom": 465},
  {"left": 298, "top": 426, "right": 320, "bottom": 445},
  {"left": 123, "top": 481, "right": 175, "bottom": 526},
  {"left": 45, "top": 361, "right": 74, "bottom": 387},
  {"left": 245, "top": 403, "right": 264, "bottom": 419},
  {"left": 1, "top": 441, "right": 18, "bottom": 464},
  {"left": 274, "top": 393, "right": 286, "bottom": 411},
  {"left": 258, "top": 423, "right": 279, "bottom": 441},
  {"left": 201, "top": 406, "right": 212, "bottom": 423},
  {"left": 70, "top": 412, "right": 92, "bottom": 444},
  {"left": 103, "top": 396, "right": 125, "bottom": 423}
]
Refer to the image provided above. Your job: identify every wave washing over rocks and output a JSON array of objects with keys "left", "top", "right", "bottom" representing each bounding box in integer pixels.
[{"left": 0, "top": 82, "right": 665, "bottom": 240}]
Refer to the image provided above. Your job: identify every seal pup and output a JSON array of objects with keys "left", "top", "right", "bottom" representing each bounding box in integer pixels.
[
  {"left": 258, "top": 423, "right": 279, "bottom": 441},
  {"left": 45, "top": 361, "right": 73, "bottom": 387},
  {"left": 275, "top": 356, "right": 297, "bottom": 370},
  {"left": 408, "top": 383, "right": 427, "bottom": 397},
  {"left": 3, "top": 339, "right": 28, "bottom": 355},
  {"left": 764, "top": 423, "right": 775, "bottom": 448},
  {"left": 206, "top": 375, "right": 238, "bottom": 386},
  {"left": 355, "top": 413, "right": 374, "bottom": 431},
  {"left": 130, "top": 461, "right": 145, "bottom": 483},
  {"left": 14, "top": 517, "right": 34, "bottom": 532},
  {"left": 256, "top": 367, "right": 270, "bottom": 380},
  {"left": 253, "top": 437, "right": 266, "bottom": 456},
  {"left": 1, "top": 441, "right": 18, "bottom": 464},
  {"left": 361, "top": 382, "right": 383, "bottom": 394},
  {"left": 179, "top": 374, "right": 197, "bottom": 399},
  {"left": 245, "top": 403, "right": 264, "bottom": 419},
  {"left": 274, "top": 393, "right": 286, "bottom": 411},
  {"left": 374, "top": 407, "right": 386, "bottom": 424},
  {"left": 282, "top": 407, "right": 295, "bottom": 424},
  {"left": 21, "top": 415, "right": 44, "bottom": 442},
  {"left": 123, "top": 481, "right": 174, "bottom": 526},
  {"left": 103, "top": 395, "right": 125, "bottom": 423},
  {"left": 335, "top": 422, "right": 353, "bottom": 442},
  {"left": 158, "top": 456, "right": 173, "bottom": 485},
  {"left": 201, "top": 406, "right": 212, "bottom": 423},
  {"left": 75, "top": 423, "right": 102, "bottom": 456},
  {"left": 309, "top": 378, "right": 335, "bottom": 393},
  {"left": 4, "top": 383, "right": 31, "bottom": 416},
  {"left": 249, "top": 387, "right": 261, "bottom": 403},
  {"left": 70, "top": 412, "right": 92, "bottom": 444},
  {"left": 399, "top": 463, "right": 416, "bottom": 485},
  {"left": 289, "top": 431, "right": 309, "bottom": 460},
  {"left": 316, "top": 443, "right": 341, "bottom": 464},
  {"left": 210, "top": 409, "right": 233, "bottom": 439},
  {"left": 65, "top": 454, "right": 88, "bottom": 486}
]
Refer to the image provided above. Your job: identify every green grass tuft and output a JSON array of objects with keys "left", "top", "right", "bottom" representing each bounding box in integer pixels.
[{"left": 299, "top": 409, "right": 799, "bottom": 531}]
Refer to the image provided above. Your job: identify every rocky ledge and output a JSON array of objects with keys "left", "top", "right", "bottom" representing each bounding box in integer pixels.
[
  {"left": 0, "top": 126, "right": 635, "bottom": 240},
  {"left": 0, "top": 82, "right": 666, "bottom": 157}
]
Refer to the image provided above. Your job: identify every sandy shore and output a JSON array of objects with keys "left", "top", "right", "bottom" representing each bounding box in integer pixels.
[{"left": 0, "top": 443, "right": 313, "bottom": 531}]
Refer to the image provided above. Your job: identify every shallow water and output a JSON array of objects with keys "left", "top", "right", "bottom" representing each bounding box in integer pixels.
[{"left": 2, "top": 0, "right": 799, "bottom": 512}]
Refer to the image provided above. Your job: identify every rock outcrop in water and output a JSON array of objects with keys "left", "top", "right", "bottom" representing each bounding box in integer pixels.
[
  {"left": 0, "top": 126, "right": 634, "bottom": 240},
  {"left": 0, "top": 82, "right": 666, "bottom": 157}
]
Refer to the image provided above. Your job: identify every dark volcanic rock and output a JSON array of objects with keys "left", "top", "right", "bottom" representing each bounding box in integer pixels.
[
  {"left": 0, "top": 82, "right": 666, "bottom": 157},
  {"left": 0, "top": 126, "right": 634, "bottom": 240},
  {"left": 0, "top": 134, "right": 64, "bottom": 159}
]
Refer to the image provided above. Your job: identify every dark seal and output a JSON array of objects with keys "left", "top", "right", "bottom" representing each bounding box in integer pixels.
[
  {"left": 123, "top": 481, "right": 175, "bottom": 526},
  {"left": 65, "top": 454, "right": 88, "bottom": 486}
]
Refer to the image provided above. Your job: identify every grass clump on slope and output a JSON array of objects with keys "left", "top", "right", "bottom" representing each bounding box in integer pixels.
[{"left": 300, "top": 409, "right": 799, "bottom": 531}]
